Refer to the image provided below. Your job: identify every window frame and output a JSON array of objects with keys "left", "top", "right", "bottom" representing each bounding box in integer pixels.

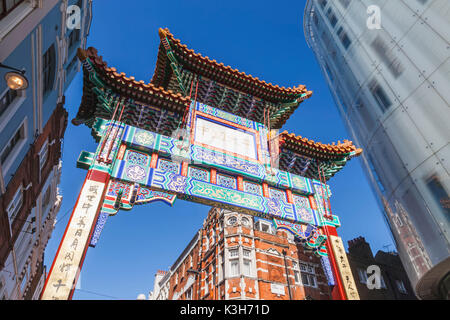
[
  {"left": 0, "top": 117, "right": 28, "bottom": 174},
  {"left": 42, "top": 44, "right": 56, "bottom": 96},
  {"left": 38, "top": 139, "right": 48, "bottom": 171},
  {"left": 6, "top": 184, "right": 23, "bottom": 223},
  {"left": 300, "top": 263, "right": 317, "bottom": 288}
]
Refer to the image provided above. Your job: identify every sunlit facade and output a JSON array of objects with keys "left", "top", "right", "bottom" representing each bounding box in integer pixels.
[{"left": 304, "top": 0, "right": 450, "bottom": 299}]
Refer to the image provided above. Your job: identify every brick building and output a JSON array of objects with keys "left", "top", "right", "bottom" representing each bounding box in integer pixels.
[
  {"left": 346, "top": 236, "right": 417, "bottom": 300},
  {"left": 151, "top": 207, "right": 333, "bottom": 300}
]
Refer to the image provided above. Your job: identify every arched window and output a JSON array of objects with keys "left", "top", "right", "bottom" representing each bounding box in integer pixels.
[{"left": 227, "top": 216, "right": 237, "bottom": 226}]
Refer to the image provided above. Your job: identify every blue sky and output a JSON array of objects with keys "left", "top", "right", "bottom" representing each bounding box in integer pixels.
[{"left": 44, "top": 0, "right": 394, "bottom": 300}]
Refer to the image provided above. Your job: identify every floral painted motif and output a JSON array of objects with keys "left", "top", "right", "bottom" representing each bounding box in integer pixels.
[
  {"left": 269, "top": 187, "right": 287, "bottom": 203},
  {"left": 126, "top": 165, "right": 146, "bottom": 181},
  {"left": 188, "top": 167, "right": 210, "bottom": 182},
  {"left": 158, "top": 159, "right": 180, "bottom": 174},
  {"left": 293, "top": 194, "right": 314, "bottom": 222},
  {"left": 216, "top": 174, "right": 237, "bottom": 189},
  {"left": 243, "top": 181, "right": 262, "bottom": 196},
  {"left": 126, "top": 151, "right": 149, "bottom": 166},
  {"left": 134, "top": 129, "right": 155, "bottom": 147}
]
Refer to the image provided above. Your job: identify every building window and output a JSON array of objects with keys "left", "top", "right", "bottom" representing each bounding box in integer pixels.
[
  {"left": 242, "top": 249, "right": 252, "bottom": 277},
  {"left": 357, "top": 268, "right": 368, "bottom": 284},
  {"left": 205, "top": 278, "right": 209, "bottom": 295},
  {"left": 300, "top": 263, "right": 317, "bottom": 287},
  {"left": 371, "top": 36, "right": 404, "bottom": 79},
  {"left": 255, "top": 220, "right": 274, "bottom": 234},
  {"left": 292, "top": 261, "right": 301, "bottom": 284},
  {"left": 0, "top": 0, "right": 26, "bottom": 19},
  {"left": 337, "top": 26, "right": 351, "bottom": 50},
  {"left": 380, "top": 275, "right": 387, "bottom": 289},
  {"left": 241, "top": 217, "right": 250, "bottom": 227},
  {"left": 43, "top": 44, "right": 56, "bottom": 95},
  {"left": 67, "top": 28, "right": 80, "bottom": 53},
  {"left": 0, "top": 88, "right": 18, "bottom": 118},
  {"left": 229, "top": 249, "right": 240, "bottom": 277},
  {"left": 66, "top": 54, "right": 79, "bottom": 72},
  {"left": 204, "top": 235, "right": 209, "bottom": 251},
  {"left": 7, "top": 186, "right": 23, "bottom": 222},
  {"left": 369, "top": 80, "right": 392, "bottom": 113},
  {"left": 396, "top": 280, "right": 407, "bottom": 294},
  {"left": 227, "top": 216, "right": 237, "bottom": 226},
  {"left": 185, "top": 287, "right": 192, "bottom": 300},
  {"left": 326, "top": 8, "right": 338, "bottom": 28},
  {"left": 1, "top": 119, "right": 26, "bottom": 169},
  {"left": 318, "top": 0, "right": 327, "bottom": 9},
  {"left": 338, "top": 0, "right": 350, "bottom": 9},
  {"left": 42, "top": 185, "right": 51, "bottom": 210},
  {"left": 39, "top": 140, "right": 48, "bottom": 170}
]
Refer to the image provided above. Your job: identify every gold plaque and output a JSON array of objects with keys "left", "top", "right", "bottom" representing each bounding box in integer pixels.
[{"left": 329, "top": 235, "right": 360, "bottom": 300}]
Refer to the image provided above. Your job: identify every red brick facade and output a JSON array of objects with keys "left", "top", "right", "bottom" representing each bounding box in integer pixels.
[
  {"left": 154, "top": 207, "right": 332, "bottom": 300},
  {"left": 0, "top": 101, "right": 68, "bottom": 294}
]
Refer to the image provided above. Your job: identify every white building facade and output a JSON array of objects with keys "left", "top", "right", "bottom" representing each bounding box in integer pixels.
[{"left": 304, "top": 0, "right": 450, "bottom": 299}]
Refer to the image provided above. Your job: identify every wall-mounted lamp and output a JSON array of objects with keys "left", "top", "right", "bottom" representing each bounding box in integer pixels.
[{"left": 1, "top": 63, "right": 29, "bottom": 90}]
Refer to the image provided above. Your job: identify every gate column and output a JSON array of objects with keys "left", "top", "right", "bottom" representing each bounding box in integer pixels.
[{"left": 40, "top": 169, "right": 110, "bottom": 300}]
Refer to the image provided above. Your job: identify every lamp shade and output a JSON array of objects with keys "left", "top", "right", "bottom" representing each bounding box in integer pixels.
[{"left": 5, "top": 71, "right": 28, "bottom": 90}]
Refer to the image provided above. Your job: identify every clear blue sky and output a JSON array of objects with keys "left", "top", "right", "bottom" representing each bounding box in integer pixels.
[{"left": 44, "top": 0, "right": 395, "bottom": 300}]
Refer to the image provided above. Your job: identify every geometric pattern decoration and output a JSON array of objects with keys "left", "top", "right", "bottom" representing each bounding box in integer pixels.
[
  {"left": 293, "top": 194, "right": 315, "bottom": 224},
  {"left": 157, "top": 158, "right": 180, "bottom": 174},
  {"left": 188, "top": 166, "right": 209, "bottom": 182},
  {"left": 243, "top": 181, "right": 263, "bottom": 196},
  {"left": 269, "top": 187, "right": 287, "bottom": 203},
  {"left": 216, "top": 173, "right": 237, "bottom": 189},
  {"left": 109, "top": 153, "right": 339, "bottom": 228},
  {"left": 122, "top": 120, "right": 315, "bottom": 196}
]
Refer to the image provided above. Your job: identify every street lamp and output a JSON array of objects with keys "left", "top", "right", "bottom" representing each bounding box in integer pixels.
[{"left": 1, "top": 63, "right": 29, "bottom": 90}]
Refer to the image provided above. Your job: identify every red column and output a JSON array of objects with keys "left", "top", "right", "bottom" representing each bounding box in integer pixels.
[
  {"left": 321, "top": 225, "right": 347, "bottom": 300},
  {"left": 237, "top": 176, "right": 244, "bottom": 191},
  {"left": 181, "top": 161, "right": 189, "bottom": 177},
  {"left": 210, "top": 169, "right": 217, "bottom": 184},
  {"left": 150, "top": 153, "right": 158, "bottom": 168},
  {"left": 262, "top": 182, "right": 269, "bottom": 198},
  {"left": 286, "top": 189, "right": 294, "bottom": 204}
]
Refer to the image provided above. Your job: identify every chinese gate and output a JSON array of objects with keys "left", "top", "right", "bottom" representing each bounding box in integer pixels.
[{"left": 41, "top": 29, "right": 361, "bottom": 300}]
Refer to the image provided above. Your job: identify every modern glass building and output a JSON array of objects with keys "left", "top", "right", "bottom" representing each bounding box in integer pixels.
[{"left": 304, "top": 0, "right": 449, "bottom": 299}]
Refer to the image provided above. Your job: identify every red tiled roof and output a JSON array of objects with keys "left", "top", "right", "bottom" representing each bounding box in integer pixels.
[
  {"left": 152, "top": 28, "right": 313, "bottom": 103},
  {"left": 280, "top": 131, "right": 362, "bottom": 159}
]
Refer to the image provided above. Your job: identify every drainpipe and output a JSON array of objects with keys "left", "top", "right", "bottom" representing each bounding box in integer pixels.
[{"left": 282, "top": 250, "right": 293, "bottom": 300}]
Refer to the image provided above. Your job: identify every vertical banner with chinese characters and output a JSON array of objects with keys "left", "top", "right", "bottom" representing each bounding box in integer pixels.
[
  {"left": 329, "top": 235, "right": 360, "bottom": 300},
  {"left": 41, "top": 179, "right": 106, "bottom": 300}
]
